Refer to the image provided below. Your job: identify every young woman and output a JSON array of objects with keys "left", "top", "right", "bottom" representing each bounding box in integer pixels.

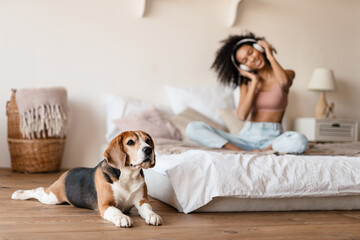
[{"left": 185, "top": 32, "right": 308, "bottom": 154}]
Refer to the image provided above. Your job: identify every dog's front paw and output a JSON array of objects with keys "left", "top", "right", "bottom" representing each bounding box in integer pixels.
[
  {"left": 146, "top": 213, "right": 162, "bottom": 226},
  {"left": 114, "top": 214, "right": 133, "bottom": 228}
]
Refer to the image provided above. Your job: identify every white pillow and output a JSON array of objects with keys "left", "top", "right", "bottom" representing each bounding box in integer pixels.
[
  {"left": 102, "top": 94, "right": 174, "bottom": 142},
  {"left": 112, "top": 106, "right": 182, "bottom": 141},
  {"left": 102, "top": 94, "right": 152, "bottom": 142},
  {"left": 165, "top": 85, "right": 235, "bottom": 126}
]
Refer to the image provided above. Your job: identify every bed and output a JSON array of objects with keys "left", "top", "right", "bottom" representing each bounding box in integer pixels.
[
  {"left": 144, "top": 139, "right": 360, "bottom": 213},
  {"left": 101, "top": 85, "right": 360, "bottom": 213}
]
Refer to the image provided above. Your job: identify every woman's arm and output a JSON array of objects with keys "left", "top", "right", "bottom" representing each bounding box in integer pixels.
[
  {"left": 258, "top": 40, "right": 295, "bottom": 91},
  {"left": 236, "top": 70, "right": 260, "bottom": 120}
]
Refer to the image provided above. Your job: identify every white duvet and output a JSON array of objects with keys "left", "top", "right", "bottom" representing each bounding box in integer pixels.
[{"left": 149, "top": 150, "right": 360, "bottom": 213}]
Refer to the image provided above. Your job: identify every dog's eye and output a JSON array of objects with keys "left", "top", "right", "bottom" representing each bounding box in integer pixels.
[
  {"left": 145, "top": 139, "right": 151, "bottom": 145},
  {"left": 127, "top": 140, "right": 135, "bottom": 146}
]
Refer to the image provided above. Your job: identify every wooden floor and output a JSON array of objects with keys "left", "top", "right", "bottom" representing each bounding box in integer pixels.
[{"left": 1, "top": 168, "right": 360, "bottom": 240}]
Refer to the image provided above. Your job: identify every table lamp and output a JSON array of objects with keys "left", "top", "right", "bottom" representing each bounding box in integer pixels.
[{"left": 308, "top": 68, "right": 336, "bottom": 119}]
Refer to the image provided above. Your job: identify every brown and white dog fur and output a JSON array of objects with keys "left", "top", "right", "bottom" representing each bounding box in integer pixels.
[{"left": 11, "top": 131, "right": 162, "bottom": 228}]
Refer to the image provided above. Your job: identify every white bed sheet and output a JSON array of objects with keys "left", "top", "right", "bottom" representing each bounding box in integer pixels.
[
  {"left": 145, "top": 150, "right": 360, "bottom": 213},
  {"left": 144, "top": 168, "right": 360, "bottom": 213}
]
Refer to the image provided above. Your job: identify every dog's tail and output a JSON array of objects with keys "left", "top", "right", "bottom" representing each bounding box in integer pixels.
[{"left": 11, "top": 187, "right": 60, "bottom": 205}]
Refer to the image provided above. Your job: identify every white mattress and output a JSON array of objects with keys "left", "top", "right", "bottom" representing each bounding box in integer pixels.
[
  {"left": 144, "top": 168, "right": 360, "bottom": 213},
  {"left": 100, "top": 143, "right": 360, "bottom": 213},
  {"left": 144, "top": 149, "right": 360, "bottom": 213}
]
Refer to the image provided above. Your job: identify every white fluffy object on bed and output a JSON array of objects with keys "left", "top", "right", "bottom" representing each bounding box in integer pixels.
[
  {"left": 102, "top": 94, "right": 173, "bottom": 142},
  {"left": 165, "top": 85, "right": 235, "bottom": 126}
]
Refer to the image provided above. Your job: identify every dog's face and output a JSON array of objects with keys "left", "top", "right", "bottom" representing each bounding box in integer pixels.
[{"left": 104, "top": 131, "right": 156, "bottom": 170}]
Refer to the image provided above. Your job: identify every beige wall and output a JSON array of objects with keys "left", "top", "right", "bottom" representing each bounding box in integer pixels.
[{"left": 1, "top": 0, "right": 359, "bottom": 168}]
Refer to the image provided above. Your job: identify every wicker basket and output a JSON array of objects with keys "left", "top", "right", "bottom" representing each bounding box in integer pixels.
[{"left": 6, "top": 89, "right": 66, "bottom": 173}]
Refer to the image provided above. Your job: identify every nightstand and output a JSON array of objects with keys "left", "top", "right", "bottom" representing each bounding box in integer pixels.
[{"left": 293, "top": 118, "right": 358, "bottom": 142}]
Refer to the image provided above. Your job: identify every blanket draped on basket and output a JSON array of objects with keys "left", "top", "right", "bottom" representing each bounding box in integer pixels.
[
  {"left": 7, "top": 87, "right": 69, "bottom": 173},
  {"left": 15, "top": 87, "right": 69, "bottom": 139}
]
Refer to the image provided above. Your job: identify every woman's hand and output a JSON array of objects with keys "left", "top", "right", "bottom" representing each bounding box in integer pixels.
[
  {"left": 258, "top": 40, "right": 294, "bottom": 90},
  {"left": 257, "top": 40, "right": 274, "bottom": 58},
  {"left": 239, "top": 69, "right": 260, "bottom": 83}
]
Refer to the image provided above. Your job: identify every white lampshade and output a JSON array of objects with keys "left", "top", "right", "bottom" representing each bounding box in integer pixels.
[{"left": 308, "top": 68, "right": 336, "bottom": 91}]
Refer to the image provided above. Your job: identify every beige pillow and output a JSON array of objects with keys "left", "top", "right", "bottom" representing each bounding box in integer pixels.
[
  {"left": 219, "top": 108, "right": 245, "bottom": 135},
  {"left": 170, "top": 107, "right": 228, "bottom": 141},
  {"left": 112, "top": 107, "right": 182, "bottom": 140}
]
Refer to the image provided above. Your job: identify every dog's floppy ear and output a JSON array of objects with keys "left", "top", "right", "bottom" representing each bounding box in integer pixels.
[
  {"left": 104, "top": 133, "right": 127, "bottom": 169},
  {"left": 139, "top": 131, "right": 156, "bottom": 168}
]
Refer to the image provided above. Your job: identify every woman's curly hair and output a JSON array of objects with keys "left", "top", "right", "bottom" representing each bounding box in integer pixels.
[{"left": 211, "top": 32, "right": 269, "bottom": 88}]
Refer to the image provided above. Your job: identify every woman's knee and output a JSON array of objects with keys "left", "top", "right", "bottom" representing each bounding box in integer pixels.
[{"left": 272, "top": 131, "right": 308, "bottom": 154}]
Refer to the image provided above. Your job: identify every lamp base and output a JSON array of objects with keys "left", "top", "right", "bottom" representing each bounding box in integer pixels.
[{"left": 315, "top": 91, "right": 328, "bottom": 119}]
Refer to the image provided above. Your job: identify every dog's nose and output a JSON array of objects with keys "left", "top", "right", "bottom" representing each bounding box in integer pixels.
[{"left": 142, "top": 147, "right": 152, "bottom": 156}]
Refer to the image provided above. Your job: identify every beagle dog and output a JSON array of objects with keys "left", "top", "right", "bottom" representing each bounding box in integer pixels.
[{"left": 11, "top": 131, "right": 162, "bottom": 228}]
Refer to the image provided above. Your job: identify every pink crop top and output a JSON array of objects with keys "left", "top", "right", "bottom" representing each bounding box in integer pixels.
[{"left": 249, "top": 81, "right": 288, "bottom": 113}]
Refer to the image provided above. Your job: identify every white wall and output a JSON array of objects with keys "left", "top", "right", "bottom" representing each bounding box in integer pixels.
[{"left": 1, "top": 0, "right": 359, "bottom": 168}]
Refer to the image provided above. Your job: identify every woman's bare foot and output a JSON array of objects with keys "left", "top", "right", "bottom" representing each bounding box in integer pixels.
[
  {"left": 261, "top": 145, "right": 273, "bottom": 151},
  {"left": 250, "top": 148, "right": 261, "bottom": 152},
  {"left": 222, "top": 142, "right": 244, "bottom": 151},
  {"left": 222, "top": 142, "right": 272, "bottom": 153}
]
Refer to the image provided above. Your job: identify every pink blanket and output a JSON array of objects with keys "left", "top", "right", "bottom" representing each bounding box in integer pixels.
[{"left": 15, "top": 87, "right": 69, "bottom": 139}]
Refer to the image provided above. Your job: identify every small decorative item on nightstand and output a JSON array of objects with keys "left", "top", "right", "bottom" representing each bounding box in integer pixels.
[
  {"left": 293, "top": 118, "right": 358, "bottom": 142},
  {"left": 308, "top": 68, "right": 336, "bottom": 119}
]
